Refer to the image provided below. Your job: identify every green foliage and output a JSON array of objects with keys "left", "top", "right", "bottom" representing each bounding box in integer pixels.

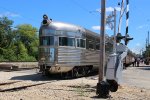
[
  {"left": 0, "top": 17, "right": 39, "bottom": 61},
  {"left": 143, "top": 46, "right": 150, "bottom": 58},
  {"left": 0, "top": 17, "right": 14, "bottom": 48},
  {"left": 15, "top": 24, "right": 39, "bottom": 61}
]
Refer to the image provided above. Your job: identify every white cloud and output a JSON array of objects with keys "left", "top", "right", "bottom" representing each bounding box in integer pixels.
[
  {"left": 96, "top": 6, "right": 121, "bottom": 13},
  {"left": 92, "top": 26, "right": 100, "bottom": 30},
  {"left": 130, "top": 43, "right": 143, "bottom": 54},
  {"left": 137, "top": 25, "right": 143, "bottom": 29},
  {"left": 137, "top": 24, "right": 149, "bottom": 29},
  {"left": 92, "top": 25, "right": 111, "bottom": 30},
  {"left": 106, "top": 26, "right": 111, "bottom": 30},
  {"left": 131, "top": 49, "right": 139, "bottom": 54},
  {"left": 136, "top": 43, "right": 141, "bottom": 46},
  {"left": 115, "top": 7, "right": 121, "bottom": 11},
  {"left": 131, "top": 48, "right": 142, "bottom": 54},
  {"left": 106, "top": 7, "right": 121, "bottom": 12},
  {"left": 0, "top": 12, "right": 20, "bottom": 17}
]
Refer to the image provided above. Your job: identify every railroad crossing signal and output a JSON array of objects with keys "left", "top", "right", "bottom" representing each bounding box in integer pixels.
[
  {"left": 116, "top": 33, "right": 125, "bottom": 43},
  {"left": 116, "top": 33, "right": 133, "bottom": 45},
  {"left": 125, "top": 34, "right": 133, "bottom": 45}
]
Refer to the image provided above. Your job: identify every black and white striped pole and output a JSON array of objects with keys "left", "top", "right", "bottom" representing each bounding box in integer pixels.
[
  {"left": 126, "top": 0, "right": 129, "bottom": 37},
  {"left": 117, "top": 0, "right": 133, "bottom": 45},
  {"left": 125, "top": 0, "right": 133, "bottom": 45}
]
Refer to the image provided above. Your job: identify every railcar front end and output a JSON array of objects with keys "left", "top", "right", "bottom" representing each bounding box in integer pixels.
[{"left": 38, "top": 15, "right": 113, "bottom": 77}]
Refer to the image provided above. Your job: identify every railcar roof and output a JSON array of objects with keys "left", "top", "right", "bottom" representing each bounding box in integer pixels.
[
  {"left": 41, "top": 21, "right": 99, "bottom": 37},
  {"left": 84, "top": 29, "right": 99, "bottom": 38}
]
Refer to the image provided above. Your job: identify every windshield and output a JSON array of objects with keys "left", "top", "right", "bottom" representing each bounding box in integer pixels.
[{"left": 40, "top": 36, "right": 54, "bottom": 46}]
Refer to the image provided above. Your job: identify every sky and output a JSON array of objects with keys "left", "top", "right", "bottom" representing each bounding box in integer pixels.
[{"left": 0, "top": 0, "right": 149, "bottom": 54}]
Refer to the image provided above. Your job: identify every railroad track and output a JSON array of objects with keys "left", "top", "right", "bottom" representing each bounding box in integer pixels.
[
  {"left": 0, "top": 81, "right": 21, "bottom": 86},
  {"left": 0, "top": 62, "right": 38, "bottom": 71},
  {"left": 0, "top": 80, "right": 58, "bottom": 92}
]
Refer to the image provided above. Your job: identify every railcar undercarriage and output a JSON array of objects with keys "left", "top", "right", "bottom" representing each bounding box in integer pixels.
[{"left": 40, "top": 65, "right": 94, "bottom": 78}]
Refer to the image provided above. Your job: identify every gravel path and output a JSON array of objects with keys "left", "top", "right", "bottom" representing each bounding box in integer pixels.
[
  {"left": 0, "top": 65, "right": 150, "bottom": 100},
  {"left": 123, "top": 66, "right": 150, "bottom": 89}
]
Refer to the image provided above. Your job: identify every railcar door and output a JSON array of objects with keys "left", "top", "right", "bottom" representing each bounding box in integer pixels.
[{"left": 50, "top": 48, "right": 55, "bottom": 62}]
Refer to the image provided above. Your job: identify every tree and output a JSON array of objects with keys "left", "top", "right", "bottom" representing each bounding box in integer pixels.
[
  {"left": 15, "top": 24, "right": 39, "bottom": 61},
  {"left": 0, "top": 17, "right": 14, "bottom": 48},
  {"left": 0, "top": 17, "right": 15, "bottom": 61},
  {"left": 0, "top": 17, "right": 39, "bottom": 61}
]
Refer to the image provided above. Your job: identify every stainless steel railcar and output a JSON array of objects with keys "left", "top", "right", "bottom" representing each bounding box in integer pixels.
[
  {"left": 38, "top": 15, "right": 113, "bottom": 77},
  {"left": 123, "top": 51, "right": 135, "bottom": 67}
]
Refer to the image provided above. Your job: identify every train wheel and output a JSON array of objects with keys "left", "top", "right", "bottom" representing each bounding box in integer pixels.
[
  {"left": 82, "top": 68, "right": 86, "bottom": 76},
  {"left": 61, "top": 72, "right": 68, "bottom": 79},
  {"left": 73, "top": 68, "right": 79, "bottom": 78},
  {"left": 86, "top": 66, "right": 93, "bottom": 75},
  {"left": 42, "top": 70, "right": 49, "bottom": 76}
]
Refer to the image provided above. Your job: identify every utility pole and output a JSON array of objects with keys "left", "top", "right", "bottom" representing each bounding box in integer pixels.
[
  {"left": 99, "top": 0, "right": 106, "bottom": 82},
  {"left": 148, "top": 31, "right": 149, "bottom": 46},
  {"left": 96, "top": 0, "right": 110, "bottom": 98},
  {"left": 113, "top": 9, "right": 117, "bottom": 53},
  {"left": 148, "top": 31, "right": 149, "bottom": 57}
]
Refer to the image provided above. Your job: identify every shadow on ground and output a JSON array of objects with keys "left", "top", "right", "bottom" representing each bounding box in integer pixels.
[
  {"left": 10, "top": 73, "right": 63, "bottom": 81},
  {"left": 10, "top": 69, "right": 98, "bottom": 81},
  {"left": 138, "top": 67, "right": 150, "bottom": 70}
]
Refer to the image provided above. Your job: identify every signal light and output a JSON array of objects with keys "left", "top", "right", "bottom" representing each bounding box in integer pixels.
[
  {"left": 42, "top": 20, "right": 48, "bottom": 25},
  {"left": 42, "top": 14, "right": 52, "bottom": 25},
  {"left": 43, "top": 14, "right": 48, "bottom": 19},
  {"left": 115, "top": 33, "right": 133, "bottom": 45},
  {"left": 124, "top": 34, "right": 133, "bottom": 45},
  {"left": 116, "top": 33, "right": 125, "bottom": 43}
]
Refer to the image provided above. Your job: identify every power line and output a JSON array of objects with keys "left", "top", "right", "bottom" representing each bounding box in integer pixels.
[
  {"left": 71, "top": 0, "right": 90, "bottom": 13},
  {"left": 70, "top": 0, "right": 99, "bottom": 16}
]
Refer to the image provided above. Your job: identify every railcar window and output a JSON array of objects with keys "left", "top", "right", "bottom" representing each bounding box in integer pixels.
[
  {"left": 40, "top": 36, "right": 54, "bottom": 46},
  {"left": 89, "top": 41, "right": 94, "bottom": 49},
  {"left": 96, "top": 43, "right": 100, "bottom": 50},
  {"left": 59, "top": 37, "right": 75, "bottom": 46},
  {"left": 42, "top": 29, "right": 55, "bottom": 35},
  {"left": 105, "top": 42, "right": 113, "bottom": 53},
  {"left": 77, "top": 39, "right": 85, "bottom": 48},
  {"left": 96, "top": 40, "right": 100, "bottom": 50},
  {"left": 86, "top": 39, "right": 95, "bottom": 49}
]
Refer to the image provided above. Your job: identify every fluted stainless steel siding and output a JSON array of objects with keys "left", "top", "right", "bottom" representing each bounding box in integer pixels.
[{"left": 57, "top": 47, "right": 100, "bottom": 69}]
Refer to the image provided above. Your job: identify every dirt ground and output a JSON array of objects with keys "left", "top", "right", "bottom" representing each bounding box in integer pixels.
[{"left": 0, "top": 64, "right": 150, "bottom": 100}]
